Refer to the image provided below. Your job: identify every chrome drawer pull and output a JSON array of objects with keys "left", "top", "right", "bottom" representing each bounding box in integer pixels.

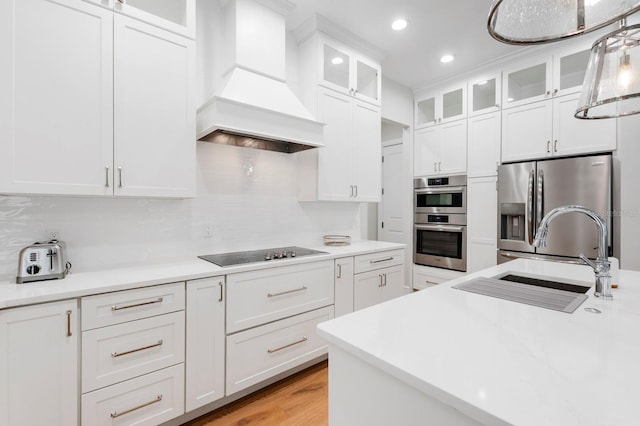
[
  {"left": 267, "top": 286, "right": 307, "bottom": 298},
  {"left": 66, "top": 310, "right": 72, "bottom": 337},
  {"left": 111, "top": 340, "right": 163, "bottom": 358},
  {"left": 111, "top": 297, "right": 163, "bottom": 311},
  {"left": 110, "top": 395, "right": 162, "bottom": 419},
  {"left": 267, "top": 336, "right": 308, "bottom": 354},
  {"left": 370, "top": 257, "right": 393, "bottom": 264}
]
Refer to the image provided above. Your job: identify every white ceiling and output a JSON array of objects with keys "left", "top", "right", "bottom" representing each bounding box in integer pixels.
[{"left": 286, "top": 0, "right": 522, "bottom": 91}]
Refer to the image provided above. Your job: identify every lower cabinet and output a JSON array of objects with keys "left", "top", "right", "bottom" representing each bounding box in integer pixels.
[
  {"left": 185, "top": 276, "right": 225, "bottom": 411},
  {"left": 467, "top": 176, "right": 498, "bottom": 273},
  {"left": 0, "top": 299, "right": 79, "bottom": 426},
  {"left": 334, "top": 257, "right": 355, "bottom": 317},
  {"left": 226, "top": 306, "right": 334, "bottom": 395},
  {"left": 412, "top": 264, "right": 465, "bottom": 291},
  {"left": 354, "top": 265, "right": 405, "bottom": 311}
]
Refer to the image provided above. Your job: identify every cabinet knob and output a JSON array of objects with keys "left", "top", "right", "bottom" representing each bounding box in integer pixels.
[
  {"left": 495, "top": 103, "right": 500, "bottom": 108},
  {"left": 553, "top": 88, "right": 558, "bottom": 95},
  {"left": 546, "top": 90, "right": 551, "bottom": 96}
]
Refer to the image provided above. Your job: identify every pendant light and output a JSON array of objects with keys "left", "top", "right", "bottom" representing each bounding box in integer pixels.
[
  {"left": 575, "top": 19, "right": 640, "bottom": 118},
  {"left": 487, "top": 0, "right": 640, "bottom": 45}
]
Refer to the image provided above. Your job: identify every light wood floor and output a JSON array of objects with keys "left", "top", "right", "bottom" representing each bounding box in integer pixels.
[{"left": 184, "top": 361, "right": 328, "bottom": 426}]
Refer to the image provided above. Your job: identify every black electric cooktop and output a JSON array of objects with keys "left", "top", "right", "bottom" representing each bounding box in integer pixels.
[{"left": 198, "top": 246, "right": 327, "bottom": 267}]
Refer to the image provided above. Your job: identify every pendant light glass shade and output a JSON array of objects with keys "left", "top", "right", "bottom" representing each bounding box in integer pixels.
[
  {"left": 576, "top": 22, "right": 640, "bottom": 118},
  {"left": 488, "top": 0, "right": 640, "bottom": 44}
]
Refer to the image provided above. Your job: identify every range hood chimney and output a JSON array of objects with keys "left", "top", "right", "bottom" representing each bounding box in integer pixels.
[{"left": 197, "top": 0, "right": 324, "bottom": 153}]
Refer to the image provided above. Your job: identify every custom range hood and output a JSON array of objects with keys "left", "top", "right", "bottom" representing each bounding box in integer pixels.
[{"left": 197, "top": 0, "right": 324, "bottom": 153}]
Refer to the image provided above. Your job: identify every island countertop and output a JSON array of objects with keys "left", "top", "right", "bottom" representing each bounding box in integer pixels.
[{"left": 317, "top": 259, "right": 640, "bottom": 426}]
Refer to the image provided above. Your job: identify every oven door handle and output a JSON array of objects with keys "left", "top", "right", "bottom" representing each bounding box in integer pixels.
[
  {"left": 415, "top": 186, "right": 465, "bottom": 194},
  {"left": 415, "top": 224, "right": 464, "bottom": 232}
]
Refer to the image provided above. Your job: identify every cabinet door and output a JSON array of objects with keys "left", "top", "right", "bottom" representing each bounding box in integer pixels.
[
  {"left": 353, "top": 100, "right": 382, "bottom": 201},
  {"left": 113, "top": 15, "right": 195, "bottom": 198},
  {"left": 380, "top": 265, "right": 405, "bottom": 303},
  {"left": 469, "top": 73, "right": 501, "bottom": 116},
  {"left": 354, "top": 269, "right": 384, "bottom": 311},
  {"left": 334, "top": 257, "right": 355, "bottom": 318},
  {"left": 502, "top": 100, "right": 553, "bottom": 162},
  {"left": 552, "top": 94, "right": 617, "bottom": 157},
  {"left": 0, "top": 300, "right": 78, "bottom": 426},
  {"left": 503, "top": 57, "right": 552, "bottom": 109},
  {"left": 354, "top": 55, "right": 381, "bottom": 106},
  {"left": 414, "top": 127, "right": 439, "bottom": 176},
  {"left": 186, "top": 277, "right": 225, "bottom": 411},
  {"left": 114, "top": 0, "right": 195, "bottom": 39},
  {"left": 316, "top": 88, "right": 354, "bottom": 201},
  {"left": 468, "top": 112, "right": 501, "bottom": 177},
  {"left": 440, "top": 85, "right": 467, "bottom": 124},
  {"left": 320, "top": 40, "right": 352, "bottom": 95},
  {"left": 438, "top": 120, "right": 467, "bottom": 175},
  {"left": 552, "top": 47, "right": 591, "bottom": 98},
  {"left": 415, "top": 95, "right": 439, "bottom": 128},
  {"left": 0, "top": 0, "right": 113, "bottom": 196},
  {"left": 467, "top": 176, "right": 498, "bottom": 273}
]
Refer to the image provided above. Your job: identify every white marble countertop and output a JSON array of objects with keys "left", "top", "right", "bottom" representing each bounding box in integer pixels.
[
  {"left": 318, "top": 259, "right": 640, "bottom": 426},
  {"left": 0, "top": 240, "right": 404, "bottom": 309}
]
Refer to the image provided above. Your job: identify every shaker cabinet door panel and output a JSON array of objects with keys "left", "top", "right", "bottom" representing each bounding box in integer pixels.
[
  {"left": 0, "top": 0, "right": 113, "bottom": 196},
  {"left": 113, "top": 15, "right": 195, "bottom": 198}
]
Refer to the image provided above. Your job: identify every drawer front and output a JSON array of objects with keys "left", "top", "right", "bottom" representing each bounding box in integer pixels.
[
  {"left": 354, "top": 249, "right": 405, "bottom": 274},
  {"left": 82, "top": 312, "right": 185, "bottom": 392},
  {"left": 226, "top": 306, "right": 333, "bottom": 395},
  {"left": 81, "top": 364, "right": 185, "bottom": 426},
  {"left": 226, "top": 260, "right": 334, "bottom": 333},
  {"left": 82, "top": 282, "right": 185, "bottom": 330}
]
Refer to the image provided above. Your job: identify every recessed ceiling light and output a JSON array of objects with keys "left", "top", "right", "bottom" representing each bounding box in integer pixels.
[
  {"left": 331, "top": 56, "right": 344, "bottom": 65},
  {"left": 392, "top": 18, "right": 407, "bottom": 31},
  {"left": 440, "top": 54, "right": 455, "bottom": 63}
]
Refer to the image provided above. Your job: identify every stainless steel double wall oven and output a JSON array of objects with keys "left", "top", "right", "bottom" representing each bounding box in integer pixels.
[{"left": 413, "top": 175, "right": 467, "bottom": 272}]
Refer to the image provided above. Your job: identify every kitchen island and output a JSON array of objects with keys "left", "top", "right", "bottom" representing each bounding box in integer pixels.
[{"left": 318, "top": 259, "right": 640, "bottom": 426}]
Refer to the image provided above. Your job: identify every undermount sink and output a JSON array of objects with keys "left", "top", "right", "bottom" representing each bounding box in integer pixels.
[{"left": 452, "top": 272, "right": 591, "bottom": 313}]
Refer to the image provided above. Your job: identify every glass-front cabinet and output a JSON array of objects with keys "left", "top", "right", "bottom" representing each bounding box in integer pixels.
[
  {"left": 415, "top": 83, "right": 466, "bottom": 128},
  {"left": 468, "top": 73, "right": 501, "bottom": 116},
  {"left": 502, "top": 44, "right": 591, "bottom": 109},
  {"left": 320, "top": 37, "right": 381, "bottom": 105}
]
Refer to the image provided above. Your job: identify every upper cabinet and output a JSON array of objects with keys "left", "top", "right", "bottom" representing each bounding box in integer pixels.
[
  {"left": 318, "top": 36, "right": 381, "bottom": 106},
  {"left": 468, "top": 72, "right": 502, "bottom": 117},
  {"left": 0, "top": 0, "right": 195, "bottom": 198},
  {"left": 415, "top": 82, "right": 467, "bottom": 128},
  {"left": 502, "top": 45, "right": 591, "bottom": 109},
  {"left": 87, "top": 0, "right": 195, "bottom": 39}
]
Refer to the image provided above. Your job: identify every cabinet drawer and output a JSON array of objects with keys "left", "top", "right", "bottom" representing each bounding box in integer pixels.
[
  {"left": 354, "top": 249, "right": 404, "bottom": 274},
  {"left": 81, "top": 364, "right": 184, "bottom": 426},
  {"left": 226, "top": 306, "right": 333, "bottom": 395},
  {"left": 82, "top": 282, "right": 185, "bottom": 330},
  {"left": 82, "top": 311, "right": 185, "bottom": 392},
  {"left": 226, "top": 260, "right": 334, "bottom": 333}
]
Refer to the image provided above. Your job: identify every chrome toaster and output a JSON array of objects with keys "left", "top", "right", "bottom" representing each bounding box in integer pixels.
[{"left": 16, "top": 240, "right": 72, "bottom": 283}]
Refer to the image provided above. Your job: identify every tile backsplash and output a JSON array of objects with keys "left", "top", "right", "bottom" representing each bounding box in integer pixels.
[{"left": 0, "top": 142, "right": 362, "bottom": 281}]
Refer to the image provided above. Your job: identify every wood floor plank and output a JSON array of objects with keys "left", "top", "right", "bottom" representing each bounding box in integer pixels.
[{"left": 184, "top": 361, "right": 328, "bottom": 426}]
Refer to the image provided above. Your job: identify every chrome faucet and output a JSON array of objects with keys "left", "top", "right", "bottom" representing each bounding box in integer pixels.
[{"left": 533, "top": 205, "right": 612, "bottom": 299}]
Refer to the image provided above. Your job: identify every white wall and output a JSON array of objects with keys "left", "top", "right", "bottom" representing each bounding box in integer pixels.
[
  {"left": 0, "top": 143, "right": 362, "bottom": 281},
  {"left": 381, "top": 76, "right": 414, "bottom": 126}
]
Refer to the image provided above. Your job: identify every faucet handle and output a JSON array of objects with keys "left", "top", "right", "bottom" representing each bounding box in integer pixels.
[{"left": 579, "top": 254, "right": 598, "bottom": 271}]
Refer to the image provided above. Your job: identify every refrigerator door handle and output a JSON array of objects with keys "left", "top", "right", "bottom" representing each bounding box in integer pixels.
[
  {"left": 536, "top": 169, "right": 544, "bottom": 232},
  {"left": 527, "top": 169, "right": 535, "bottom": 245}
]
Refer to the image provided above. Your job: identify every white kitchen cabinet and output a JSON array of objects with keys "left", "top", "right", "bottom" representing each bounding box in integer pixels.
[
  {"left": 315, "top": 35, "right": 381, "bottom": 106},
  {"left": 502, "top": 46, "right": 591, "bottom": 109},
  {"left": 415, "top": 82, "right": 467, "bottom": 128},
  {"left": 185, "top": 277, "right": 225, "bottom": 411},
  {"left": 0, "top": 0, "right": 195, "bottom": 198},
  {"left": 334, "top": 257, "right": 355, "bottom": 317},
  {"left": 468, "top": 73, "right": 501, "bottom": 117},
  {"left": 412, "top": 264, "right": 464, "bottom": 291},
  {"left": 112, "top": 0, "right": 195, "bottom": 39},
  {"left": 353, "top": 265, "right": 404, "bottom": 311},
  {"left": 414, "top": 119, "right": 467, "bottom": 176},
  {"left": 113, "top": 15, "right": 195, "bottom": 197},
  {"left": 502, "top": 94, "right": 616, "bottom": 162},
  {"left": 226, "top": 306, "right": 333, "bottom": 395},
  {"left": 468, "top": 111, "right": 501, "bottom": 177},
  {"left": 0, "top": 300, "right": 78, "bottom": 426},
  {"left": 298, "top": 87, "right": 381, "bottom": 202},
  {"left": 467, "top": 176, "right": 498, "bottom": 273}
]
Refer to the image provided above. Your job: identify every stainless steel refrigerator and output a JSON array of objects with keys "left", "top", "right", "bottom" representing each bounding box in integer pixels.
[{"left": 497, "top": 154, "right": 612, "bottom": 263}]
